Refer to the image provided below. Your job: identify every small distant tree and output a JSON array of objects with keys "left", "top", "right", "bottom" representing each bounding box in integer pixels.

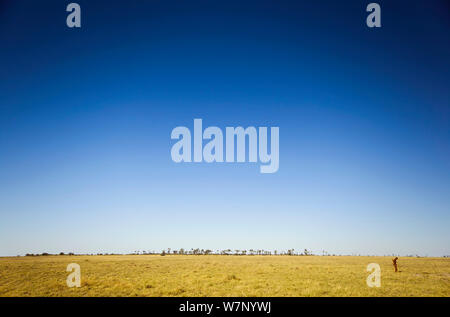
[{"left": 161, "top": 250, "right": 166, "bottom": 256}]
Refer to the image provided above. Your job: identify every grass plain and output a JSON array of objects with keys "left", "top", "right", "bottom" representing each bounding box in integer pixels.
[{"left": 0, "top": 255, "right": 448, "bottom": 297}]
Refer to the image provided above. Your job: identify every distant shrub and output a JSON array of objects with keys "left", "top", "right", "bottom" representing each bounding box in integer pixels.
[
  {"left": 41, "top": 252, "right": 50, "bottom": 256},
  {"left": 59, "top": 252, "right": 65, "bottom": 256}
]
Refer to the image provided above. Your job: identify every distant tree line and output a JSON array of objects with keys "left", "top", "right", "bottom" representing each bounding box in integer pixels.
[
  {"left": 23, "top": 249, "right": 320, "bottom": 256},
  {"left": 25, "top": 252, "right": 76, "bottom": 256},
  {"left": 131, "top": 248, "right": 318, "bottom": 256},
  {"left": 22, "top": 250, "right": 436, "bottom": 257}
]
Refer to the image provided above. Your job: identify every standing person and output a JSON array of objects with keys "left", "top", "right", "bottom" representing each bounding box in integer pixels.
[{"left": 392, "top": 257, "right": 399, "bottom": 272}]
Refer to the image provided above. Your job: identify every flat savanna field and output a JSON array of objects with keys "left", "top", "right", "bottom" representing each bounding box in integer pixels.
[{"left": 0, "top": 255, "right": 448, "bottom": 297}]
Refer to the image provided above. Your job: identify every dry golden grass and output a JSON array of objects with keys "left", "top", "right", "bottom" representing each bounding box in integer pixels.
[{"left": 0, "top": 255, "right": 448, "bottom": 297}]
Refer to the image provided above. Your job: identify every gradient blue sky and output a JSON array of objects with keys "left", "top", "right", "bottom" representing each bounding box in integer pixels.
[{"left": 0, "top": 0, "right": 449, "bottom": 256}]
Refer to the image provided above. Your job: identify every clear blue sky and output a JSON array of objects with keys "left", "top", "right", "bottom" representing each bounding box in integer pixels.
[{"left": 0, "top": 0, "right": 449, "bottom": 256}]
